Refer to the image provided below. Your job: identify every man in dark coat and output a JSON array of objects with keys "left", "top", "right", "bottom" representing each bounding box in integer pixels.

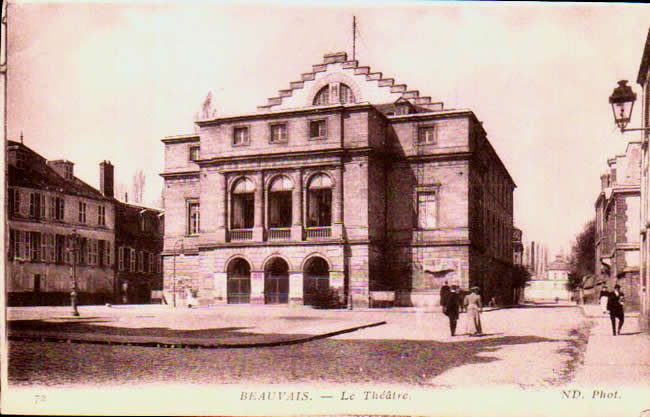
[
  {"left": 444, "top": 284, "right": 461, "bottom": 336},
  {"left": 440, "top": 281, "right": 450, "bottom": 309},
  {"left": 607, "top": 284, "right": 625, "bottom": 336}
]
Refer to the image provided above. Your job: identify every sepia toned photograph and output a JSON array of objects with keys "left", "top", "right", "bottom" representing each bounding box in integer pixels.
[{"left": 1, "top": 1, "right": 649, "bottom": 416}]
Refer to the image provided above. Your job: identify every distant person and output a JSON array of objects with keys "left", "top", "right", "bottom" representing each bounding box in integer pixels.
[
  {"left": 440, "top": 281, "right": 450, "bottom": 308},
  {"left": 599, "top": 285, "right": 609, "bottom": 314},
  {"left": 464, "top": 287, "right": 483, "bottom": 336},
  {"left": 443, "top": 284, "right": 461, "bottom": 337},
  {"left": 607, "top": 284, "right": 625, "bottom": 336}
]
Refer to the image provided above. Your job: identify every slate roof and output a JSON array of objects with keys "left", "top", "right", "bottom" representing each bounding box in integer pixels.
[{"left": 7, "top": 140, "right": 111, "bottom": 201}]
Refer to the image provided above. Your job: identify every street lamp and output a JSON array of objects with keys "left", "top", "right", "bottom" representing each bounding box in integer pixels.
[
  {"left": 609, "top": 80, "right": 637, "bottom": 132},
  {"left": 67, "top": 231, "right": 81, "bottom": 317},
  {"left": 172, "top": 239, "right": 184, "bottom": 308}
]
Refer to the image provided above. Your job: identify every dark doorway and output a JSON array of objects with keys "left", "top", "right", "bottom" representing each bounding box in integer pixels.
[
  {"left": 265, "top": 258, "right": 289, "bottom": 304},
  {"left": 227, "top": 258, "right": 251, "bottom": 304},
  {"left": 303, "top": 257, "right": 330, "bottom": 305}
]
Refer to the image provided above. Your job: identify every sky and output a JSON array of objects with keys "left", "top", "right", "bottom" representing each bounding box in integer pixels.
[{"left": 7, "top": 1, "right": 650, "bottom": 258}]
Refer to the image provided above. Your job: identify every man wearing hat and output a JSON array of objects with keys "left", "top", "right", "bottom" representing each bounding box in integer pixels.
[
  {"left": 464, "top": 286, "right": 483, "bottom": 336},
  {"left": 443, "top": 283, "right": 462, "bottom": 337}
]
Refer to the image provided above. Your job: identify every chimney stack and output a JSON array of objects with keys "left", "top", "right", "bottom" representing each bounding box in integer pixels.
[
  {"left": 48, "top": 160, "right": 74, "bottom": 180},
  {"left": 100, "top": 160, "right": 114, "bottom": 198}
]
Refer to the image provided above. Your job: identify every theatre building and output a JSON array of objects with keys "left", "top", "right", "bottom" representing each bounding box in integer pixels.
[{"left": 161, "top": 52, "right": 516, "bottom": 308}]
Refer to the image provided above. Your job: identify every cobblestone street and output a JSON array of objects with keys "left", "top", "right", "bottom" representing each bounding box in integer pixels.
[{"left": 8, "top": 305, "right": 589, "bottom": 388}]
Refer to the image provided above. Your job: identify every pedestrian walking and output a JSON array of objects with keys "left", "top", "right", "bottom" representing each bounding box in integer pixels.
[
  {"left": 464, "top": 287, "right": 483, "bottom": 336},
  {"left": 443, "top": 284, "right": 461, "bottom": 337},
  {"left": 607, "top": 284, "right": 625, "bottom": 336},
  {"left": 440, "top": 281, "right": 450, "bottom": 308},
  {"left": 599, "top": 285, "right": 609, "bottom": 314}
]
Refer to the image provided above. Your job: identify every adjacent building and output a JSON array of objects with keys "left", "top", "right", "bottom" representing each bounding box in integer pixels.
[
  {"left": 594, "top": 141, "right": 641, "bottom": 311},
  {"left": 161, "top": 51, "right": 516, "bottom": 308},
  {"left": 637, "top": 28, "right": 650, "bottom": 331},
  {"left": 6, "top": 140, "right": 164, "bottom": 306},
  {"left": 524, "top": 254, "right": 571, "bottom": 302}
]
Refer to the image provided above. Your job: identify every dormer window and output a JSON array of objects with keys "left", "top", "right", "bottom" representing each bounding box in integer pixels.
[
  {"left": 313, "top": 83, "right": 355, "bottom": 106},
  {"left": 64, "top": 164, "right": 73, "bottom": 180}
]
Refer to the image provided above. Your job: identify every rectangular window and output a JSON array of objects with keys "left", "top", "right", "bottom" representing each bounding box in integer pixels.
[
  {"left": 9, "top": 229, "right": 15, "bottom": 260},
  {"left": 189, "top": 145, "right": 200, "bottom": 161},
  {"left": 137, "top": 251, "right": 144, "bottom": 272},
  {"left": 309, "top": 120, "right": 327, "bottom": 139},
  {"left": 14, "top": 230, "right": 23, "bottom": 260},
  {"left": 9, "top": 189, "right": 17, "bottom": 217},
  {"left": 233, "top": 127, "right": 249, "bottom": 146},
  {"left": 78, "top": 201, "right": 87, "bottom": 223},
  {"left": 49, "top": 196, "right": 56, "bottom": 219},
  {"left": 417, "top": 192, "right": 437, "bottom": 229},
  {"left": 31, "top": 232, "right": 41, "bottom": 261},
  {"left": 130, "top": 248, "right": 136, "bottom": 272},
  {"left": 64, "top": 165, "right": 73, "bottom": 180},
  {"left": 98, "top": 205, "right": 106, "bottom": 226},
  {"left": 106, "top": 242, "right": 111, "bottom": 268},
  {"left": 79, "top": 238, "right": 88, "bottom": 265},
  {"left": 41, "top": 232, "right": 48, "bottom": 262},
  {"left": 56, "top": 234, "right": 65, "bottom": 263},
  {"left": 270, "top": 123, "right": 288, "bottom": 143},
  {"left": 148, "top": 252, "right": 153, "bottom": 273},
  {"left": 29, "top": 192, "right": 41, "bottom": 218},
  {"left": 40, "top": 194, "right": 46, "bottom": 219},
  {"left": 89, "top": 239, "right": 98, "bottom": 266},
  {"left": 118, "top": 247, "right": 125, "bottom": 271},
  {"left": 187, "top": 200, "right": 200, "bottom": 235},
  {"left": 56, "top": 197, "right": 65, "bottom": 221},
  {"left": 24, "top": 231, "right": 32, "bottom": 260},
  {"left": 418, "top": 126, "right": 436, "bottom": 145}
]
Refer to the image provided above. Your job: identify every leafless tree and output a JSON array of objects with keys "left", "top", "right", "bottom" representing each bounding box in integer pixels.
[{"left": 132, "top": 169, "right": 146, "bottom": 204}]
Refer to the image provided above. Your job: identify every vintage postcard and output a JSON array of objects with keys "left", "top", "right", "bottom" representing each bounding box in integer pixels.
[{"left": 1, "top": 1, "right": 650, "bottom": 416}]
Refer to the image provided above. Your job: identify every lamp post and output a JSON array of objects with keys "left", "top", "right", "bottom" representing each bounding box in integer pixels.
[
  {"left": 172, "top": 239, "right": 184, "bottom": 308},
  {"left": 68, "top": 231, "right": 81, "bottom": 317}
]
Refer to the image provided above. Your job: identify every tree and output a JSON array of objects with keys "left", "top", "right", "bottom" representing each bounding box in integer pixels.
[
  {"left": 132, "top": 169, "right": 146, "bottom": 204},
  {"left": 568, "top": 219, "right": 596, "bottom": 290}
]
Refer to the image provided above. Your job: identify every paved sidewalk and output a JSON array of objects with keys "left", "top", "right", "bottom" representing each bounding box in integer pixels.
[{"left": 573, "top": 304, "right": 650, "bottom": 386}]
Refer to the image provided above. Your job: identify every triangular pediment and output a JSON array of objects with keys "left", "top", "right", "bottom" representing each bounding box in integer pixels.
[{"left": 257, "top": 52, "right": 442, "bottom": 113}]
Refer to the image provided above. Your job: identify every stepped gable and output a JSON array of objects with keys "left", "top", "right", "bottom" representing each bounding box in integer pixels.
[{"left": 257, "top": 52, "right": 443, "bottom": 113}]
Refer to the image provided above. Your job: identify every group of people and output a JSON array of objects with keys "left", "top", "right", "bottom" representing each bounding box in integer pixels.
[
  {"left": 440, "top": 282, "right": 483, "bottom": 337},
  {"left": 599, "top": 284, "right": 625, "bottom": 336}
]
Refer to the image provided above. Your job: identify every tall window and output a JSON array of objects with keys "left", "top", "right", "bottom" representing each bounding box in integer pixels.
[
  {"left": 307, "top": 173, "right": 332, "bottom": 227},
  {"left": 418, "top": 126, "right": 436, "bottom": 145},
  {"left": 418, "top": 192, "right": 437, "bottom": 229},
  {"left": 79, "top": 238, "right": 88, "bottom": 265},
  {"left": 231, "top": 179, "right": 255, "bottom": 229},
  {"left": 270, "top": 123, "right": 288, "bottom": 143},
  {"left": 9, "top": 188, "right": 20, "bottom": 217},
  {"left": 98, "top": 205, "right": 106, "bottom": 226},
  {"left": 268, "top": 176, "right": 293, "bottom": 228},
  {"left": 309, "top": 120, "right": 327, "bottom": 139},
  {"left": 105, "top": 242, "right": 111, "bottom": 267},
  {"left": 89, "top": 239, "right": 98, "bottom": 265},
  {"left": 129, "top": 248, "right": 136, "bottom": 272},
  {"left": 55, "top": 197, "right": 65, "bottom": 221},
  {"left": 64, "top": 164, "right": 73, "bottom": 180},
  {"left": 148, "top": 252, "right": 154, "bottom": 273},
  {"left": 233, "top": 127, "right": 249, "bottom": 146},
  {"left": 29, "top": 192, "right": 44, "bottom": 218},
  {"left": 339, "top": 84, "right": 355, "bottom": 103},
  {"left": 187, "top": 200, "right": 200, "bottom": 235},
  {"left": 78, "top": 201, "right": 87, "bottom": 223},
  {"left": 118, "top": 247, "right": 125, "bottom": 271},
  {"left": 138, "top": 251, "right": 144, "bottom": 272}
]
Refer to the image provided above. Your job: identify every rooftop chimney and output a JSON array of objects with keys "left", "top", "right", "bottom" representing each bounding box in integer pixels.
[
  {"left": 48, "top": 160, "right": 74, "bottom": 180},
  {"left": 323, "top": 52, "right": 348, "bottom": 64},
  {"left": 100, "top": 160, "right": 114, "bottom": 198}
]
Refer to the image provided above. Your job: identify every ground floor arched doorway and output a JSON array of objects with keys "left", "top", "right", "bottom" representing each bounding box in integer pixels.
[
  {"left": 303, "top": 256, "right": 330, "bottom": 305},
  {"left": 227, "top": 258, "right": 251, "bottom": 304},
  {"left": 265, "top": 257, "right": 289, "bottom": 304}
]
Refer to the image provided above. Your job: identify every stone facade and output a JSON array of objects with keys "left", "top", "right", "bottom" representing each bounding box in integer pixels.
[
  {"left": 595, "top": 141, "right": 641, "bottom": 310},
  {"left": 161, "top": 52, "right": 516, "bottom": 308}
]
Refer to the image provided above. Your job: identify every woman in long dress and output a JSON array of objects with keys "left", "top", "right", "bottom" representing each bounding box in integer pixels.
[
  {"left": 599, "top": 286, "right": 609, "bottom": 314},
  {"left": 464, "top": 287, "right": 483, "bottom": 336}
]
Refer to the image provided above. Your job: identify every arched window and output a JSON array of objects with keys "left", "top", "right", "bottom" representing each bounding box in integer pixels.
[
  {"left": 313, "top": 86, "right": 330, "bottom": 106},
  {"left": 307, "top": 173, "right": 332, "bottom": 227},
  {"left": 313, "top": 83, "right": 356, "bottom": 106},
  {"left": 232, "top": 178, "right": 255, "bottom": 229},
  {"left": 268, "top": 176, "right": 293, "bottom": 228},
  {"left": 339, "top": 84, "right": 355, "bottom": 104}
]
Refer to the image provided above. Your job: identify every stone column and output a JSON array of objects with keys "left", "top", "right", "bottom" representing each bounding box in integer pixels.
[
  {"left": 289, "top": 270, "right": 304, "bottom": 305},
  {"left": 332, "top": 164, "right": 344, "bottom": 238},
  {"left": 250, "top": 271, "right": 265, "bottom": 304},
  {"left": 291, "top": 170, "right": 303, "bottom": 241},
  {"left": 253, "top": 171, "right": 264, "bottom": 241},
  {"left": 216, "top": 172, "right": 227, "bottom": 242}
]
